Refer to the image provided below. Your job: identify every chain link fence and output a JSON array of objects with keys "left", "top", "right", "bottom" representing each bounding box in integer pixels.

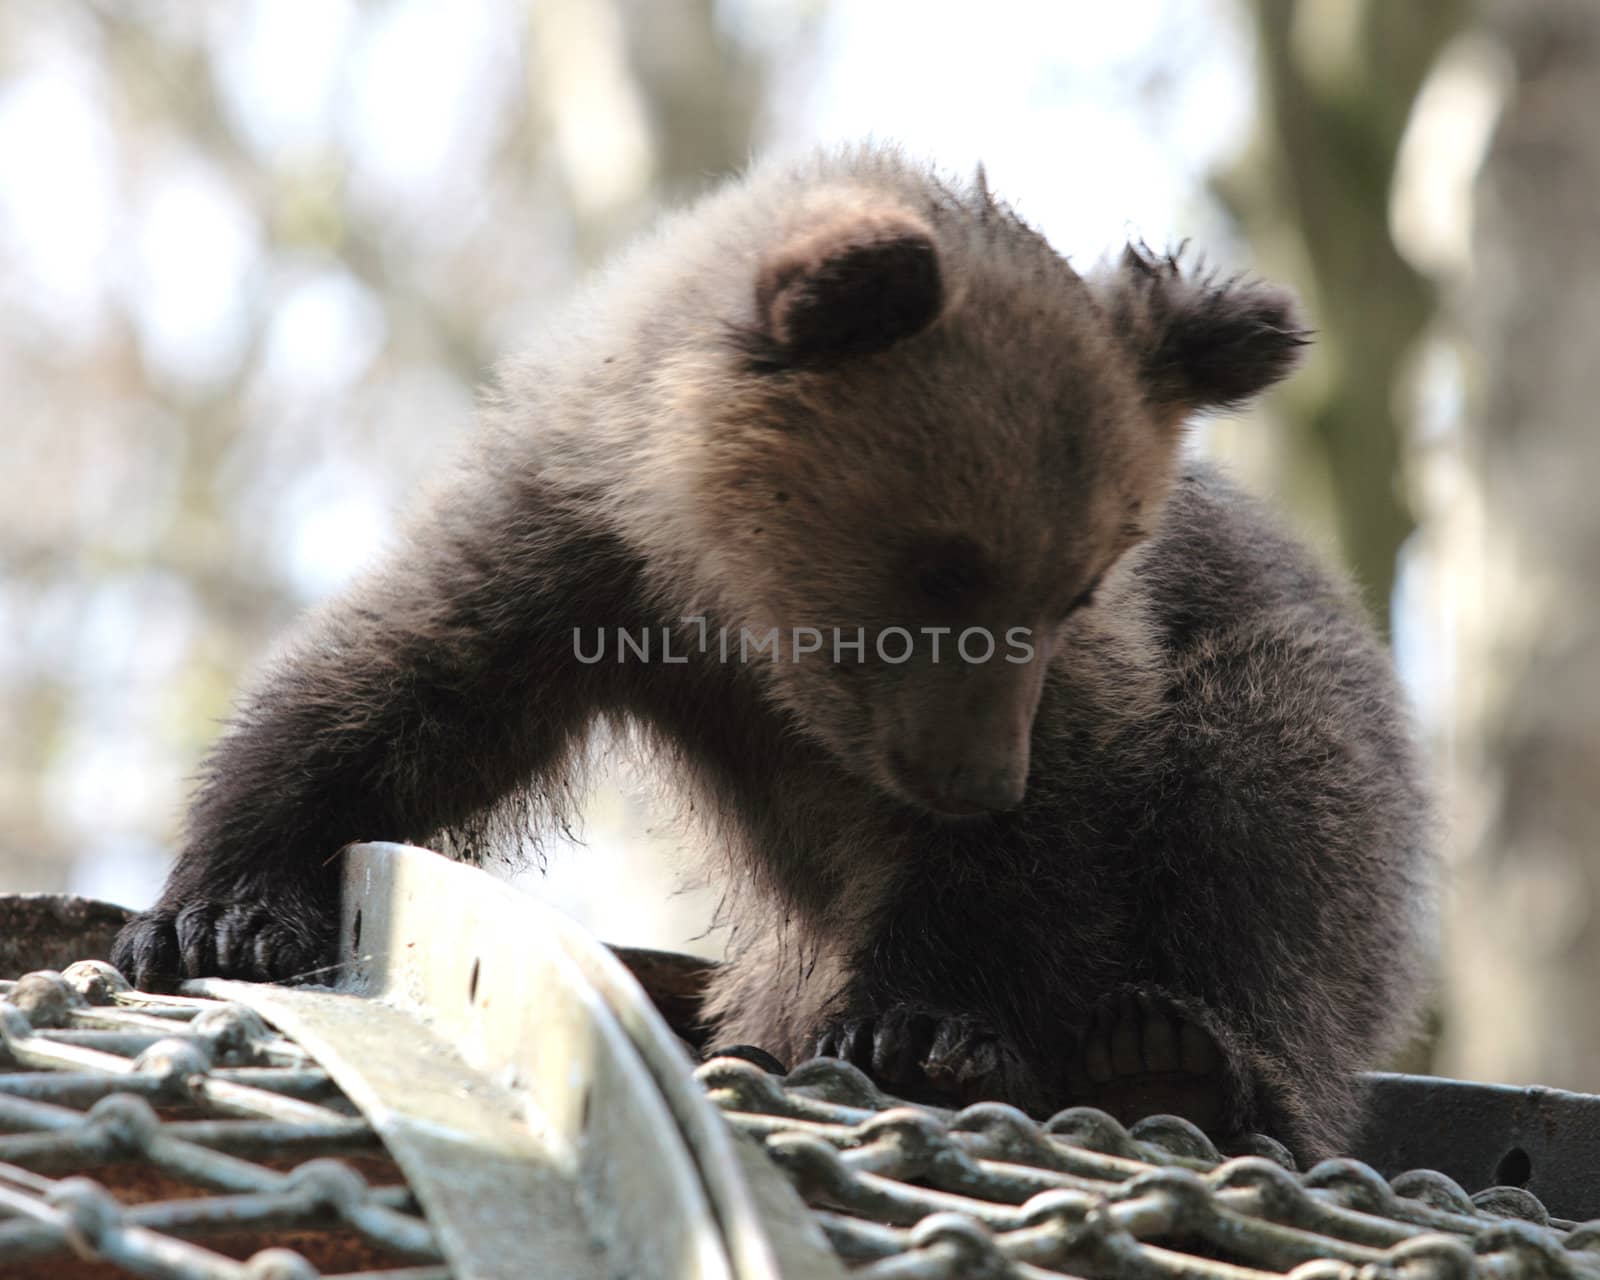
[
  {"left": 0, "top": 962, "right": 445, "bottom": 1279},
  {"left": 5, "top": 859, "right": 1600, "bottom": 1279},
  {"left": 700, "top": 1053, "right": 1599, "bottom": 1278}
]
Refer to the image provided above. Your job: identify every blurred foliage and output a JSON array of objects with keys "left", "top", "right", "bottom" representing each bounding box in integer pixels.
[
  {"left": 1218, "top": 0, "right": 1466, "bottom": 631},
  {"left": 0, "top": 0, "right": 786, "bottom": 910}
]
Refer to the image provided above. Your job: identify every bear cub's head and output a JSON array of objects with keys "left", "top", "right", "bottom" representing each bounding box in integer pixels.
[{"left": 694, "top": 183, "right": 1306, "bottom": 818}]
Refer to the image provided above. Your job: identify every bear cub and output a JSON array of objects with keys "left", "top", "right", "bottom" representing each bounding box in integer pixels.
[{"left": 113, "top": 145, "right": 1433, "bottom": 1163}]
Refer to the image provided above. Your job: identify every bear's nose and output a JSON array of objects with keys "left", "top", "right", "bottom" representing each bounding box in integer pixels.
[{"left": 937, "top": 760, "right": 1028, "bottom": 814}]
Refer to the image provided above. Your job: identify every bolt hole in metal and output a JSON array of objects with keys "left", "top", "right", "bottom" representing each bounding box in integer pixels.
[
  {"left": 468, "top": 956, "right": 481, "bottom": 1003},
  {"left": 1496, "top": 1146, "right": 1533, "bottom": 1188}
]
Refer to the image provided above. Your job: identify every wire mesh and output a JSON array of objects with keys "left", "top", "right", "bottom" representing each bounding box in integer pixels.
[
  {"left": 11, "top": 941, "right": 1600, "bottom": 1280},
  {"left": 698, "top": 1053, "right": 1600, "bottom": 1279},
  {"left": 0, "top": 962, "right": 448, "bottom": 1280}
]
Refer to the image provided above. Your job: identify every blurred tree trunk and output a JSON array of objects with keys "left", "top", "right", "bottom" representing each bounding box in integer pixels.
[
  {"left": 1441, "top": 0, "right": 1600, "bottom": 1089},
  {"left": 1219, "top": 0, "right": 1464, "bottom": 631},
  {"left": 527, "top": 0, "right": 770, "bottom": 261}
]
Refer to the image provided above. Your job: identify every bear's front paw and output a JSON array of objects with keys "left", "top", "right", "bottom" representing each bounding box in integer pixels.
[
  {"left": 110, "top": 895, "right": 337, "bottom": 993},
  {"left": 1066, "top": 989, "right": 1228, "bottom": 1134},
  {"left": 815, "top": 1008, "right": 1047, "bottom": 1111}
]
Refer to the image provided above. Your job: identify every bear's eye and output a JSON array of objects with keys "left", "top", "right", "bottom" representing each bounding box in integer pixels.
[
  {"left": 917, "top": 562, "right": 981, "bottom": 603},
  {"left": 906, "top": 536, "right": 989, "bottom": 608},
  {"left": 1057, "top": 572, "right": 1105, "bottom": 619}
]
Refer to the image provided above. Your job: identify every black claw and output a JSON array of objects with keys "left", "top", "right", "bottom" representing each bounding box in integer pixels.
[
  {"left": 705, "top": 1044, "right": 789, "bottom": 1074},
  {"left": 219, "top": 904, "right": 265, "bottom": 977},
  {"left": 175, "top": 903, "right": 218, "bottom": 978},
  {"left": 843, "top": 1019, "right": 873, "bottom": 1068},
  {"left": 873, "top": 1010, "right": 936, "bottom": 1085},
  {"left": 811, "top": 1008, "right": 1044, "bottom": 1112},
  {"left": 110, "top": 890, "right": 336, "bottom": 990},
  {"left": 110, "top": 915, "right": 183, "bottom": 993}
]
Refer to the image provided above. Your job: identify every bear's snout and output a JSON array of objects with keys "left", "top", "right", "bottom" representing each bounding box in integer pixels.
[
  {"left": 882, "top": 657, "right": 1047, "bottom": 817},
  {"left": 900, "top": 752, "right": 1028, "bottom": 816}
]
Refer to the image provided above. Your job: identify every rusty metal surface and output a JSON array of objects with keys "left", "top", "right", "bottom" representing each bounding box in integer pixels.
[
  {"left": 700, "top": 1054, "right": 1600, "bottom": 1278},
  {"left": 611, "top": 946, "right": 718, "bottom": 1051},
  {"left": 0, "top": 895, "right": 131, "bottom": 976}
]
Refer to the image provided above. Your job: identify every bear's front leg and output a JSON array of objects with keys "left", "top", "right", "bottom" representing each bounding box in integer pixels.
[{"left": 112, "top": 491, "right": 649, "bottom": 992}]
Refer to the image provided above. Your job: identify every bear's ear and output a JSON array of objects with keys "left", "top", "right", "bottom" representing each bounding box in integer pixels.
[
  {"left": 753, "top": 205, "right": 943, "bottom": 365},
  {"left": 1102, "top": 245, "right": 1309, "bottom": 419}
]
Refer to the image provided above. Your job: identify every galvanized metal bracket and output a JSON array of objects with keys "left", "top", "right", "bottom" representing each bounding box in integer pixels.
[{"left": 191, "top": 841, "right": 843, "bottom": 1280}]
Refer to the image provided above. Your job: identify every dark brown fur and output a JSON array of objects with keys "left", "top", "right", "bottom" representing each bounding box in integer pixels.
[{"left": 113, "top": 146, "right": 1432, "bottom": 1162}]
